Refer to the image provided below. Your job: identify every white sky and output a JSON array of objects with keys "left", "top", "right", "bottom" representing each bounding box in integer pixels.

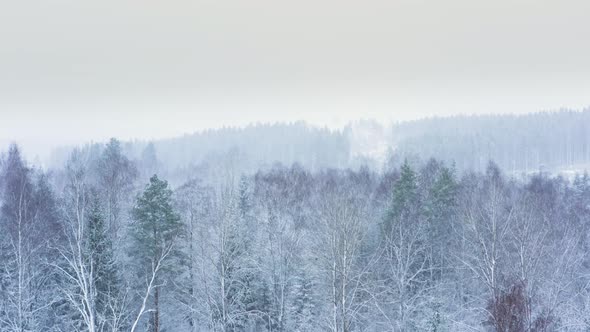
[{"left": 1, "top": 0, "right": 589, "bottom": 159}]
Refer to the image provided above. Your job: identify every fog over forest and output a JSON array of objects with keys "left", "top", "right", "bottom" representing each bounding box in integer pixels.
[
  {"left": 3, "top": 0, "right": 589, "bottom": 329},
  {"left": 1, "top": 110, "right": 590, "bottom": 331}
]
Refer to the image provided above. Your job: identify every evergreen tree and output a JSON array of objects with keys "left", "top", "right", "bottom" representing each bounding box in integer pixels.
[
  {"left": 131, "top": 175, "right": 182, "bottom": 332},
  {"left": 238, "top": 176, "right": 253, "bottom": 223},
  {"left": 428, "top": 165, "right": 457, "bottom": 222},
  {"left": 383, "top": 159, "right": 419, "bottom": 234},
  {"left": 381, "top": 160, "right": 432, "bottom": 330},
  {"left": 236, "top": 176, "right": 258, "bottom": 325},
  {"left": 427, "top": 165, "right": 457, "bottom": 272},
  {"left": 87, "top": 191, "right": 120, "bottom": 329},
  {"left": 288, "top": 269, "right": 316, "bottom": 332}
]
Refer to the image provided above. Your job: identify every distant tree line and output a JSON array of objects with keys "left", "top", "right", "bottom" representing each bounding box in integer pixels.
[
  {"left": 391, "top": 109, "right": 590, "bottom": 173},
  {"left": 49, "top": 122, "right": 351, "bottom": 178}
]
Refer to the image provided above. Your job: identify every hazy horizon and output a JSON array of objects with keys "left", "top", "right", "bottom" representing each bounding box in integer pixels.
[
  {"left": 2, "top": 107, "right": 590, "bottom": 162},
  {"left": 2, "top": 0, "right": 590, "bottom": 159},
  {"left": 2, "top": 108, "right": 588, "bottom": 163}
]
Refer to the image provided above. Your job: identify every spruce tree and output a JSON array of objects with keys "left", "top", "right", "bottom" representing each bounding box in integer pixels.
[
  {"left": 428, "top": 165, "right": 457, "bottom": 224},
  {"left": 383, "top": 159, "right": 419, "bottom": 234},
  {"left": 426, "top": 165, "right": 457, "bottom": 282},
  {"left": 86, "top": 191, "right": 119, "bottom": 329}
]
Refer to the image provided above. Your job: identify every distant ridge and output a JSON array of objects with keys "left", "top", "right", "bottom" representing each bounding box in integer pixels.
[{"left": 45, "top": 109, "right": 590, "bottom": 176}]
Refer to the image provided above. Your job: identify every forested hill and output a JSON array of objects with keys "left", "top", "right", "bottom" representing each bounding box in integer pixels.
[
  {"left": 151, "top": 122, "right": 351, "bottom": 172},
  {"left": 128, "top": 109, "right": 590, "bottom": 177},
  {"left": 47, "top": 110, "right": 590, "bottom": 178},
  {"left": 49, "top": 122, "right": 353, "bottom": 178},
  {"left": 391, "top": 109, "right": 590, "bottom": 174}
]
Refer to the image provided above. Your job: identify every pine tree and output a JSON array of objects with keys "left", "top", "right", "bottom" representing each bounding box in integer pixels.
[{"left": 131, "top": 175, "right": 182, "bottom": 332}]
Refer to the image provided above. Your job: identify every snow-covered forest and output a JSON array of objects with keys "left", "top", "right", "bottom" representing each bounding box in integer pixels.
[
  {"left": 4, "top": 0, "right": 590, "bottom": 325},
  {"left": 1, "top": 111, "right": 590, "bottom": 332}
]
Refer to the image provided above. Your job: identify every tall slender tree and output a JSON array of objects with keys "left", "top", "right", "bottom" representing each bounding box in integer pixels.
[
  {"left": 87, "top": 190, "right": 122, "bottom": 330},
  {"left": 130, "top": 175, "right": 182, "bottom": 332}
]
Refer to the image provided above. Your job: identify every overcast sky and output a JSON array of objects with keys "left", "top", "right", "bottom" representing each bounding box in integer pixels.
[{"left": 1, "top": 0, "right": 589, "bottom": 159}]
